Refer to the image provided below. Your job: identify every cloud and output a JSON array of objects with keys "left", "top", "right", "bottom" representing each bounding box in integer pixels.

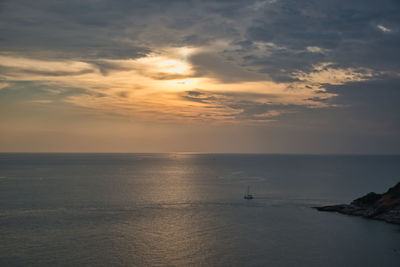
[
  {"left": 1, "top": 0, "right": 400, "bottom": 153},
  {"left": 2, "top": 0, "right": 399, "bottom": 80},
  {"left": 189, "top": 52, "right": 267, "bottom": 82},
  {"left": 0, "top": 50, "right": 379, "bottom": 124},
  {"left": 306, "top": 46, "right": 329, "bottom": 54},
  {"left": 0, "top": 0, "right": 399, "bottom": 126},
  {"left": 0, "top": 55, "right": 96, "bottom": 79},
  {"left": 377, "top": 24, "right": 392, "bottom": 33},
  {"left": 180, "top": 89, "right": 306, "bottom": 123},
  {"left": 293, "top": 62, "right": 374, "bottom": 85},
  {"left": 182, "top": 90, "right": 217, "bottom": 104}
]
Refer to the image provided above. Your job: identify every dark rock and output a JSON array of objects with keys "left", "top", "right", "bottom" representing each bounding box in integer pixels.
[
  {"left": 351, "top": 192, "right": 381, "bottom": 207},
  {"left": 314, "top": 182, "right": 400, "bottom": 225}
]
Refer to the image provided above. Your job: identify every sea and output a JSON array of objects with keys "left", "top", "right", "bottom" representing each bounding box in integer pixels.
[{"left": 0, "top": 153, "right": 399, "bottom": 266}]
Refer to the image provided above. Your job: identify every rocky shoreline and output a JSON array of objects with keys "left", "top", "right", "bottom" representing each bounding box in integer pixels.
[{"left": 314, "top": 182, "right": 400, "bottom": 225}]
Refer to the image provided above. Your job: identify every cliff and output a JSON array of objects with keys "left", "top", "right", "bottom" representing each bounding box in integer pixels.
[{"left": 315, "top": 182, "right": 400, "bottom": 224}]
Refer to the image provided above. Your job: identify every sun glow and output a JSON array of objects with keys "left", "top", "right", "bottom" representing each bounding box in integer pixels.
[
  {"left": 0, "top": 45, "right": 375, "bottom": 123},
  {"left": 159, "top": 60, "right": 187, "bottom": 74},
  {"left": 136, "top": 56, "right": 192, "bottom": 76}
]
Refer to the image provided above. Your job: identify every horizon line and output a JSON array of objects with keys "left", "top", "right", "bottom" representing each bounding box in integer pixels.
[{"left": 1, "top": 152, "right": 399, "bottom": 156}]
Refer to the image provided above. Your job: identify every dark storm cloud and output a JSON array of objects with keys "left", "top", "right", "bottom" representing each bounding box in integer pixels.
[
  {"left": 244, "top": 0, "right": 400, "bottom": 76},
  {"left": 189, "top": 52, "right": 267, "bottom": 82},
  {"left": 243, "top": 49, "right": 326, "bottom": 82},
  {"left": 0, "top": 0, "right": 252, "bottom": 60},
  {"left": 0, "top": 0, "right": 155, "bottom": 59}
]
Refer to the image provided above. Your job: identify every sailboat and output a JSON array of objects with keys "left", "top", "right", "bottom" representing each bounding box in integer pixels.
[{"left": 243, "top": 185, "right": 253, "bottom": 199}]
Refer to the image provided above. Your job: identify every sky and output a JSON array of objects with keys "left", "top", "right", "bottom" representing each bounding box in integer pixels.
[{"left": 0, "top": 0, "right": 399, "bottom": 153}]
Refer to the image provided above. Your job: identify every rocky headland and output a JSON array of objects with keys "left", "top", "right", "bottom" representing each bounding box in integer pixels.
[{"left": 315, "top": 182, "right": 400, "bottom": 224}]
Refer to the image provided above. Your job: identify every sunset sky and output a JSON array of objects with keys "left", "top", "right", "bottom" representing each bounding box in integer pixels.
[{"left": 1, "top": 0, "right": 399, "bottom": 153}]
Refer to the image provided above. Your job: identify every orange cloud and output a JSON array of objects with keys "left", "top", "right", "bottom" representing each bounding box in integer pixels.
[{"left": 0, "top": 50, "right": 377, "bottom": 123}]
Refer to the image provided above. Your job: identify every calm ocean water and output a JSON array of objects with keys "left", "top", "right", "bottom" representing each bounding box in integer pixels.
[{"left": 0, "top": 153, "right": 399, "bottom": 266}]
